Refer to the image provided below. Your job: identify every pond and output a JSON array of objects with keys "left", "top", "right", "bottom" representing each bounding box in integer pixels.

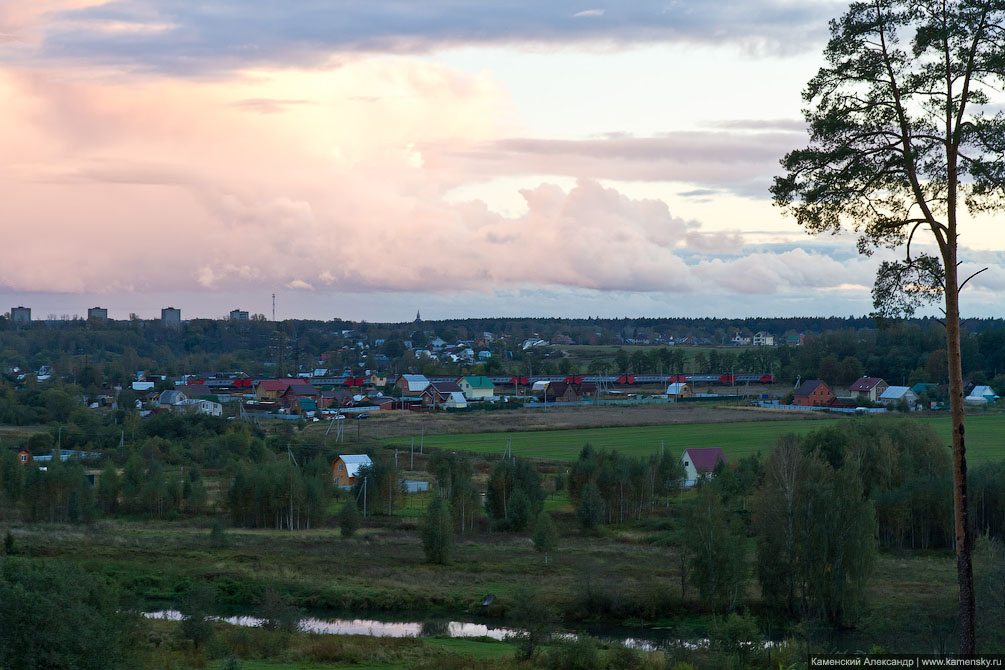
[{"left": 143, "top": 610, "right": 701, "bottom": 651}]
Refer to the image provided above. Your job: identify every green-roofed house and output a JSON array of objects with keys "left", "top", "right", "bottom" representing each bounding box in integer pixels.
[
  {"left": 458, "top": 375, "right": 495, "bottom": 401},
  {"left": 294, "top": 397, "right": 318, "bottom": 415}
]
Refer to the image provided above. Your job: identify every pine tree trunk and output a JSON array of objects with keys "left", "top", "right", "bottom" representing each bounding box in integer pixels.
[{"left": 944, "top": 273, "right": 976, "bottom": 656}]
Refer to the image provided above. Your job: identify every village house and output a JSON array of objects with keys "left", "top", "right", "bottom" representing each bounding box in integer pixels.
[
  {"left": 792, "top": 379, "right": 835, "bottom": 407},
  {"left": 320, "top": 389, "right": 354, "bottom": 409},
  {"left": 157, "top": 389, "right": 187, "bottom": 407},
  {"left": 422, "top": 380, "right": 464, "bottom": 407},
  {"left": 752, "top": 331, "right": 775, "bottom": 346},
  {"left": 848, "top": 376, "right": 888, "bottom": 402},
  {"left": 395, "top": 374, "right": 430, "bottom": 395},
  {"left": 665, "top": 382, "right": 693, "bottom": 399},
  {"left": 457, "top": 375, "right": 495, "bottom": 401},
  {"left": 541, "top": 381, "right": 597, "bottom": 403},
  {"left": 965, "top": 385, "right": 1000, "bottom": 405},
  {"left": 292, "top": 397, "right": 318, "bottom": 415},
  {"left": 331, "top": 454, "right": 372, "bottom": 488},
  {"left": 880, "top": 385, "right": 919, "bottom": 408},
  {"left": 280, "top": 382, "right": 319, "bottom": 408},
  {"left": 255, "top": 379, "right": 292, "bottom": 401},
  {"left": 680, "top": 447, "right": 726, "bottom": 487}
]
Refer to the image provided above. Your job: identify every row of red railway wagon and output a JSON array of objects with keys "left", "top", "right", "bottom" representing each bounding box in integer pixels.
[{"left": 484, "top": 373, "right": 776, "bottom": 386}]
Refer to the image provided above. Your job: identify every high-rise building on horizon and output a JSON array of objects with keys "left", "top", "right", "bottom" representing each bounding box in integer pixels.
[
  {"left": 161, "top": 306, "right": 181, "bottom": 328},
  {"left": 87, "top": 306, "right": 108, "bottom": 322},
  {"left": 230, "top": 309, "right": 249, "bottom": 321},
  {"left": 10, "top": 306, "right": 30, "bottom": 327}
]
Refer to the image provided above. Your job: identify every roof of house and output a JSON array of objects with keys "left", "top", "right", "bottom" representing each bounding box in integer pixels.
[
  {"left": 682, "top": 447, "right": 726, "bottom": 473},
  {"left": 967, "top": 385, "right": 998, "bottom": 398},
  {"left": 257, "top": 379, "right": 292, "bottom": 392},
  {"left": 880, "top": 385, "right": 914, "bottom": 400},
  {"left": 666, "top": 382, "right": 689, "bottom": 393},
  {"left": 461, "top": 375, "right": 495, "bottom": 389},
  {"left": 335, "top": 454, "right": 373, "bottom": 478},
  {"left": 176, "top": 384, "right": 212, "bottom": 397},
  {"left": 544, "top": 381, "right": 570, "bottom": 396},
  {"left": 158, "top": 390, "right": 187, "bottom": 405},
  {"left": 322, "top": 389, "right": 352, "bottom": 400},
  {"left": 794, "top": 379, "right": 830, "bottom": 397},
  {"left": 428, "top": 380, "right": 462, "bottom": 394},
  {"left": 829, "top": 396, "right": 858, "bottom": 408},
  {"left": 398, "top": 374, "right": 429, "bottom": 392},
  {"left": 285, "top": 382, "right": 318, "bottom": 396},
  {"left": 298, "top": 398, "right": 318, "bottom": 411},
  {"left": 849, "top": 377, "right": 885, "bottom": 392},
  {"left": 446, "top": 392, "right": 467, "bottom": 405}
]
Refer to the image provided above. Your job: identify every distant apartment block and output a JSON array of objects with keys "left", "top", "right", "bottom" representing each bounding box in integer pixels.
[
  {"left": 161, "top": 307, "right": 182, "bottom": 328},
  {"left": 230, "top": 309, "right": 249, "bottom": 321},
  {"left": 10, "top": 306, "right": 30, "bottom": 326},
  {"left": 87, "top": 306, "right": 108, "bottom": 321}
]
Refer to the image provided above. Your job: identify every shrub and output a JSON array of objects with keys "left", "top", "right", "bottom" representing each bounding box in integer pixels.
[
  {"left": 209, "top": 520, "right": 228, "bottom": 548},
  {"left": 339, "top": 500, "right": 361, "bottom": 538},
  {"left": 421, "top": 496, "right": 454, "bottom": 564}
]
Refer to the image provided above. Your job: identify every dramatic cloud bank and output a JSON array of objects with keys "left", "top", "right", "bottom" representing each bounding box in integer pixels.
[
  {"left": 1, "top": 1, "right": 843, "bottom": 74},
  {"left": 3, "top": 1, "right": 1005, "bottom": 319}
]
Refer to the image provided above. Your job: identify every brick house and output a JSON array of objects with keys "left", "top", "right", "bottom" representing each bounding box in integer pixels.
[{"left": 793, "top": 380, "right": 835, "bottom": 407}]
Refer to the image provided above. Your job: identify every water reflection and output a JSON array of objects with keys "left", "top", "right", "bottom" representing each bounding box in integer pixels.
[{"left": 144, "top": 611, "right": 515, "bottom": 641}]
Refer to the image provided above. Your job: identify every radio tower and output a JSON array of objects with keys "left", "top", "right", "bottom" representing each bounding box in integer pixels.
[{"left": 272, "top": 293, "right": 276, "bottom": 321}]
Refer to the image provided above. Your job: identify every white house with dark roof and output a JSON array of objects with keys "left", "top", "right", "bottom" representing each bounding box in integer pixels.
[
  {"left": 680, "top": 447, "right": 726, "bottom": 487},
  {"left": 849, "top": 376, "right": 889, "bottom": 402}
]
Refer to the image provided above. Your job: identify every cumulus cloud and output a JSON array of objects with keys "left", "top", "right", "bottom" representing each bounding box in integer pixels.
[
  {"left": 1, "top": 1, "right": 843, "bottom": 74},
  {"left": 430, "top": 130, "right": 802, "bottom": 197},
  {"left": 4, "top": 49, "right": 1000, "bottom": 314}
]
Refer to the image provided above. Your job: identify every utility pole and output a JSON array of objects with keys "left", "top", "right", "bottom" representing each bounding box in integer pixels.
[{"left": 287, "top": 445, "right": 298, "bottom": 531}]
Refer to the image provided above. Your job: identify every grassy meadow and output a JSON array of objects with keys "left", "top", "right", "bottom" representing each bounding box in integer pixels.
[{"left": 383, "top": 412, "right": 1005, "bottom": 465}]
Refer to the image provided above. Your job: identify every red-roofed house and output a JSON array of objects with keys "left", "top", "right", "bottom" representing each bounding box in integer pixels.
[
  {"left": 848, "top": 376, "right": 888, "bottom": 402},
  {"left": 255, "top": 379, "right": 292, "bottom": 401},
  {"left": 793, "top": 380, "right": 835, "bottom": 407},
  {"left": 680, "top": 447, "right": 726, "bottom": 487}
]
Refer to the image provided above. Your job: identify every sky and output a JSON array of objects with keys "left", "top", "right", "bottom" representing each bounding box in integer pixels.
[{"left": 2, "top": 1, "right": 1005, "bottom": 322}]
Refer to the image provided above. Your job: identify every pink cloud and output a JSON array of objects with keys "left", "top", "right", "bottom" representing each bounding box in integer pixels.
[{"left": 0, "top": 58, "right": 886, "bottom": 301}]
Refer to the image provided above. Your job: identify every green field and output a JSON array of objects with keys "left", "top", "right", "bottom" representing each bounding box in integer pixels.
[{"left": 385, "top": 414, "right": 1005, "bottom": 464}]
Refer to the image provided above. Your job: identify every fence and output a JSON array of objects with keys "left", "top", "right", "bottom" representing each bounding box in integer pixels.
[{"left": 751, "top": 401, "right": 888, "bottom": 414}]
